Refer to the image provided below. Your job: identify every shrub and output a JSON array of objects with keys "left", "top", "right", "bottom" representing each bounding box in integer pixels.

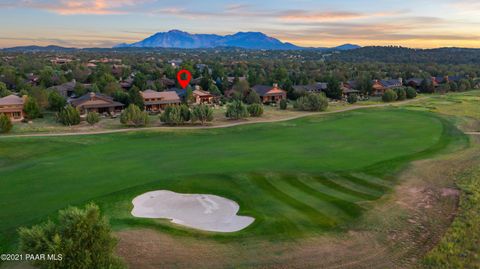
[
  {"left": 406, "top": 87, "right": 417, "bottom": 99},
  {"left": 245, "top": 90, "right": 261, "bottom": 104},
  {"left": 347, "top": 94, "right": 358, "bottom": 104},
  {"left": 120, "top": 104, "right": 149, "bottom": 127},
  {"left": 0, "top": 113, "right": 13, "bottom": 133},
  {"left": 18, "top": 203, "right": 125, "bottom": 269},
  {"left": 48, "top": 91, "right": 66, "bottom": 112},
  {"left": 382, "top": 89, "right": 398, "bottom": 102},
  {"left": 86, "top": 112, "right": 100, "bottom": 126},
  {"left": 57, "top": 105, "right": 80, "bottom": 126},
  {"left": 248, "top": 103, "right": 264, "bottom": 117},
  {"left": 279, "top": 99, "right": 288, "bottom": 110},
  {"left": 192, "top": 104, "right": 214, "bottom": 125},
  {"left": 160, "top": 105, "right": 183, "bottom": 125},
  {"left": 24, "top": 97, "right": 42, "bottom": 120},
  {"left": 293, "top": 93, "right": 328, "bottom": 112},
  {"left": 180, "top": 104, "right": 191, "bottom": 123},
  {"left": 226, "top": 100, "right": 248, "bottom": 120},
  {"left": 394, "top": 88, "right": 407, "bottom": 101}
]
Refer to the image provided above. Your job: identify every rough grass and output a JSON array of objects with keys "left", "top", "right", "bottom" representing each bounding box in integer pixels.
[{"left": 0, "top": 107, "right": 458, "bottom": 255}]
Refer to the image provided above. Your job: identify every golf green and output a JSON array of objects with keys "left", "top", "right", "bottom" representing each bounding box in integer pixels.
[{"left": 0, "top": 108, "right": 462, "bottom": 250}]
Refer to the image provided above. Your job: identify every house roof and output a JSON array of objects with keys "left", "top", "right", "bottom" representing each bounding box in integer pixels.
[
  {"left": 406, "top": 78, "right": 423, "bottom": 85},
  {"left": 141, "top": 90, "right": 181, "bottom": 102},
  {"left": 0, "top": 95, "right": 24, "bottom": 106},
  {"left": 252, "top": 85, "right": 286, "bottom": 96},
  {"left": 375, "top": 79, "right": 403, "bottom": 88},
  {"left": 50, "top": 81, "right": 76, "bottom": 94},
  {"left": 70, "top": 92, "right": 123, "bottom": 108},
  {"left": 193, "top": 89, "right": 212, "bottom": 97},
  {"left": 168, "top": 88, "right": 187, "bottom": 98}
]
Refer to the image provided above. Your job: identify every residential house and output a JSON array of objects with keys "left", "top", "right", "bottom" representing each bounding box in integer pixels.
[
  {"left": 193, "top": 88, "right": 214, "bottom": 104},
  {"left": 50, "top": 80, "right": 77, "bottom": 98},
  {"left": 70, "top": 92, "right": 124, "bottom": 115},
  {"left": 406, "top": 78, "right": 424, "bottom": 89},
  {"left": 227, "top": 76, "right": 247, "bottom": 86},
  {"left": 120, "top": 77, "right": 134, "bottom": 90},
  {"left": 372, "top": 79, "right": 403, "bottom": 95},
  {"left": 141, "top": 90, "right": 181, "bottom": 112},
  {"left": 252, "top": 84, "right": 287, "bottom": 104},
  {"left": 293, "top": 82, "right": 328, "bottom": 94},
  {"left": 0, "top": 95, "right": 25, "bottom": 121}
]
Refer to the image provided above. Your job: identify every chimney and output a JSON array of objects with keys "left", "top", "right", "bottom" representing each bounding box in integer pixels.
[
  {"left": 195, "top": 85, "right": 201, "bottom": 91},
  {"left": 273, "top": 83, "right": 278, "bottom": 88}
]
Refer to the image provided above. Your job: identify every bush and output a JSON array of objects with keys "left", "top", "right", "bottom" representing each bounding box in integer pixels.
[
  {"left": 24, "top": 97, "right": 42, "bottom": 120},
  {"left": 160, "top": 105, "right": 183, "bottom": 125},
  {"left": 18, "top": 203, "right": 125, "bottom": 269},
  {"left": 347, "top": 94, "right": 358, "bottom": 104},
  {"left": 406, "top": 87, "right": 417, "bottom": 99},
  {"left": 248, "top": 103, "right": 264, "bottom": 117},
  {"left": 57, "top": 105, "right": 80, "bottom": 126},
  {"left": 293, "top": 93, "right": 328, "bottom": 111},
  {"left": 382, "top": 89, "right": 398, "bottom": 102},
  {"left": 226, "top": 100, "right": 248, "bottom": 120},
  {"left": 180, "top": 104, "right": 191, "bottom": 123},
  {"left": 245, "top": 90, "right": 261, "bottom": 104},
  {"left": 0, "top": 113, "right": 13, "bottom": 133},
  {"left": 48, "top": 91, "right": 66, "bottom": 111},
  {"left": 120, "top": 104, "right": 149, "bottom": 127},
  {"left": 279, "top": 99, "right": 288, "bottom": 110},
  {"left": 394, "top": 88, "right": 407, "bottom": 101},
  {"left": 86, "top": 112, "right": 100, "bottom": 126},
  {"left": 192, "top": 104, "right": 214, "bottom": 125}
]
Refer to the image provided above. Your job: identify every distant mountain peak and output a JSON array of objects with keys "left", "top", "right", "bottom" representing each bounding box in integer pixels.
[{"left": 115, "top": 30, "right": 360, "bottom": 51}]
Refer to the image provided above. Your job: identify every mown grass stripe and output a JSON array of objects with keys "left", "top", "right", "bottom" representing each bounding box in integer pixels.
[
  {"left": 297, "top": 176, "right": 366, "bottom": 203},
  {"left": 312, "top": 175, "right": 379, "bottom": 200},
  {"left": 340, "top": 173, "right": 390, "bottom": 193},
  {"left": 281, "top": 175, "right": 364, "bottom": 219},
  {"left": 324, "top": 173, "right": 384, "bottom": 197},
  {"left": 350, "top": 172, "right": 394, "bottom": 188},
  {"left": 251, "top": 174, "right": 337, "bottom": 228}
]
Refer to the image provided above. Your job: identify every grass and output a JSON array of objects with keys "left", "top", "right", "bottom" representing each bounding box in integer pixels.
[{"left": 0, "top": 107, "right": 460, "bottom": 254}]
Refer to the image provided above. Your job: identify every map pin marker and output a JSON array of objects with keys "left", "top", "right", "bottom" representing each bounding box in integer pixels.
[{"left": 177, "top": 69, "right": 192, "bottom": 89}]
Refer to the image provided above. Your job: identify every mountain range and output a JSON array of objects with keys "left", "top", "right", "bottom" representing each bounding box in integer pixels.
[{"left": 115, "top": 30, "right": 361, "bottom": 51}]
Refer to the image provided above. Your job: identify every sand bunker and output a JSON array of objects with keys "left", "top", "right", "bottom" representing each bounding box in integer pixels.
[{"left": 131, "top": 190, "right": 254, "bottom": 232}]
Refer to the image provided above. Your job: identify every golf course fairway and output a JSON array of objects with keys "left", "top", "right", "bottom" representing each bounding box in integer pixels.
[{"left": 0, "top": 107, "right": 464, "bottom": 252}]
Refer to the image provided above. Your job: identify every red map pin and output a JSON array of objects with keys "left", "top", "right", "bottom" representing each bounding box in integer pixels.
[{"left": 176, "top": 69, "right": 192, "bottom": 89}]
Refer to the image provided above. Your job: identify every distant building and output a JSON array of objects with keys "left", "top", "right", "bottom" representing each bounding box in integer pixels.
[
  {"left": 141, "top": 90, "right": 181, "bottom": 112},
  {"left": 70, "top": 92, "right": 124, "bottom": 115},
  {"left": 251, "top": 84, "right": 287, "bottom": 104},
  {"left": 193, "top": 88, "right": 214, "bottom": 104},
  {"left": 293, "top": 82, "right": 328, "bottom": 94},
  {"left": 49, "top": 80, "right": 77, "bottom": 98},
  {"left": 0, "top": 95, "right": 25, "bottom": 121},
  {"left": 372, "top": 79, "right": 403, "bottom": 95}
]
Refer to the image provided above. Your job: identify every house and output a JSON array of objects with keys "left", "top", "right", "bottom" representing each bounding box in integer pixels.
[
  {"left": 120, "top": 77, "right": 134, "bottom": 89},
  {"left": 252, "top": 84, "right": 287, "bottom": 104},
  {"left": 168, "top": 59, "right": 183, "bottom": 67},
  {"left": 372, "top": 79, "right": 403, "bottom": 95},
  {"left": 50, "top": 80, "right": 77, "bottom": 98},
  {"left": 141, "top": 90, "right": 181, "bottom": 112},
  {"left": 0, "top": 95, "right": 25, "bottom": 121},
  {"left": 193, "top": 89, "right": 214, "bottom": 104},
  {"left": 159, "top": 76, "right": 175, "bottom": 88},
  {"left": 406, "top": 78, "right": 424, "bottom": 89},
  {"left": 293, "top": 82, "right": 328, "bottom": 94},
  {"left": 227, "top": 76, "right": 247, "bottom": 85},
  {"left": 70, "top": 92, "right": 124, "bottom": 115}
]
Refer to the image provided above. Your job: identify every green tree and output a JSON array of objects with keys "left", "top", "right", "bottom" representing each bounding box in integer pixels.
[
  {"left": 184, "top": 86, "right": 195, "bottom": 104},
  {"left": 382, "top": 89, "right": 398, "bottom": 102},
  {"left": 0, "top": 113, "right": 13, "bottom": 133},
  {"left": 279, "top": 99, "right": 288, "bottom": 110},
  {"left": 347, "top": 94, "right": 358, "bottom": 104},
  {"left": 293, "top": 93, "right": 329, "bottom": 111},
  {"left": 394, "top": 88, "right": 407, "bottom": 101},
  {"left": 324, "top": 77, "right": 342, "bottom": 100},
  {"left": 245, "top": 90, "right": 261, "bottom": 104},
  {"left": 160, "top": 105, "right": 183, "bottom": 125},
  {"left": 248, "top": 103, "right": 264, "bottom": 117},
  {"left": 86, "top": 112, "right": 100, "bottom": 125},
  {"left": 405, "top": 87, "right": 417, "bottom": 99},
  {"left": 180, "top": 104, "right": 191, "bottom": 123},
  {"left": 226, "top": 100, "right": 248, "bottom": 120},
  {"left": 57, "top": 105, "right": 80, "bottom": 126},
  {"left": 112, "top": 90, "right": 130, "bottom": 106},
  {"left": 128, "top": 86, "right": 144, "bottom": 110},
  {"left": 120, "top": 104, "right": 149, "bottom": 127},
  {"left": 48, "top": 91, "right": 66, "bottom": 111},
  {"left": 18, "top": 203, "right": 125, "bottom": 269},
  {"left": 191, "top": 104, "right": 214, "bottom": 125},
  {"left": 0, "top": 82, "right": 11, "bottom": 97},
  {"left": 24, "top": 97, "right": 42, "bottom": 120}
]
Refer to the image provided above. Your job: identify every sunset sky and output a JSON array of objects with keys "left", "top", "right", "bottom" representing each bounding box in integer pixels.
[{"left": 0, "top": 0, "right": 479, "bottom": 48}]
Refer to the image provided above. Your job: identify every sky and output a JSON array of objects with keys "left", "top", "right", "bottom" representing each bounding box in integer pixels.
[{"left": 0, "top": 0, "right": 479, "bottom": 49}]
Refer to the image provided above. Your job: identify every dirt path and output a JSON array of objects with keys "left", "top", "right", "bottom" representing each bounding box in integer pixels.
[
  {"left": 465, "top": 132, "right": 480, "bottom": 135},
  {"left": 0, "top": 98, "right": 424, "bottom": 138}
]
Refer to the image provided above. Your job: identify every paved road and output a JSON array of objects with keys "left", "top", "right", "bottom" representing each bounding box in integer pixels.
[{"left": 0, "top": 98, "right": 426, "bottom": 139}]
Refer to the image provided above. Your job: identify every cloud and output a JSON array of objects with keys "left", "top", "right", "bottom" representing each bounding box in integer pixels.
[{"left": 1, "top": 0, "right": 148, "bottom": 15}]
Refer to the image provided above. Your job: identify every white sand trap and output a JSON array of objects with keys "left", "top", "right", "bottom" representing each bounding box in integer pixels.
[{"left": 131, "top": 190, "right": 255, "bottom": 232}]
